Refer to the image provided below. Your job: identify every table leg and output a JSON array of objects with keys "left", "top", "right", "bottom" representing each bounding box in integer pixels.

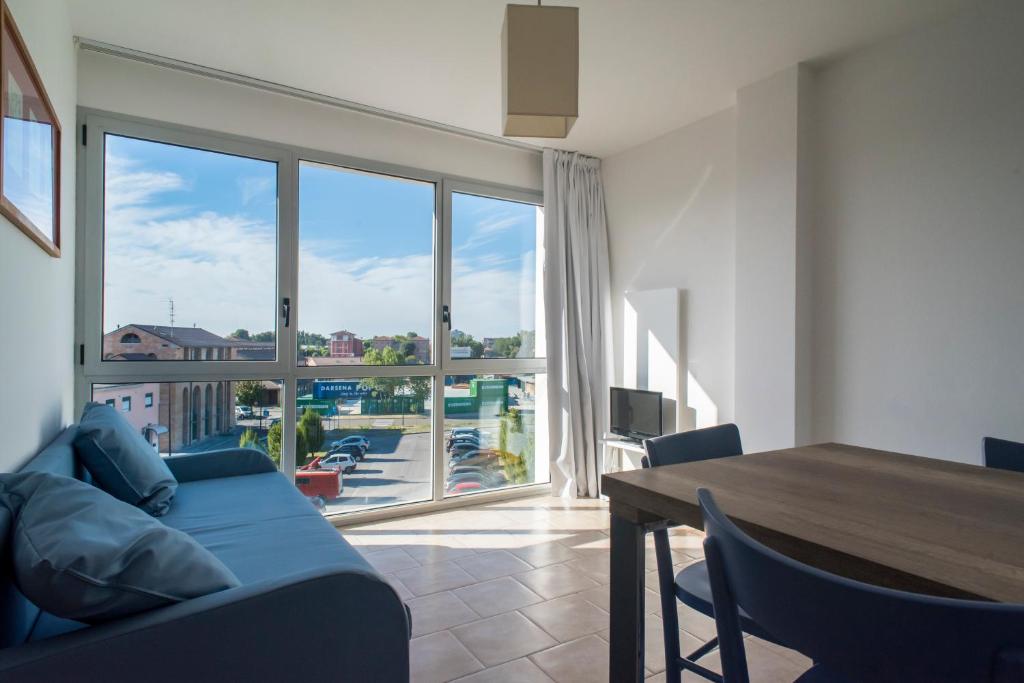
[{"left": 609, "top": 509, "right": 646, "bottom": 682}]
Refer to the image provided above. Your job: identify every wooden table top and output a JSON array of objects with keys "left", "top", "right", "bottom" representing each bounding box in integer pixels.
[{"left": 602, "top": 442, "right": 1024, "bottom": 603}]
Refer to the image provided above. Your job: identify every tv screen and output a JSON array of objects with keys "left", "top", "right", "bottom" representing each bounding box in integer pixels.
[{"left": 609, "top": 387, "right": 663, "bottom": 440}]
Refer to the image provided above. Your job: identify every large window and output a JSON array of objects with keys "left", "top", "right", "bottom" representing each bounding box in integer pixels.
[
  {"left": 80, "top": 114, "right": 547, "bottom": 519},
  {"left": 443, "top": 373, "right": 548, "bottom": 497},
  {"left": 449, "top": 193, "right": 544, "bottom": 360},
  {"left": 101, "top": 134, "right": 278, "bottom": 362},
  {"left": 297, "top": 162, "right": 435, "bottom": 367},
  {"left": 294, "top": 377, "right": 433, "bottom": 514}
]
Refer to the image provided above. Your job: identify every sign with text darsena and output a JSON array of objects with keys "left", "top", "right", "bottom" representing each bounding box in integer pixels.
[{"left": 313, "top": 380, "right": 367, "bottom": 399}]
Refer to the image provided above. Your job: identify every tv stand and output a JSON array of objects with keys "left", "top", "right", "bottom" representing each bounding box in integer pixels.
[{"left": 600, "top": 434, "right": 648, "bottom": 474}]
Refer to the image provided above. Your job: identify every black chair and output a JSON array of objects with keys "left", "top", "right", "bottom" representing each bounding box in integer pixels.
[
  {"left": 699, "top": 487, "right": 1024, "bottom": 683},
  {"left": 984, "top": 436, "right": 1024, "bottom": 474},
  {"left": 643, "top": 424, "right": 779, "bottom": 683}
]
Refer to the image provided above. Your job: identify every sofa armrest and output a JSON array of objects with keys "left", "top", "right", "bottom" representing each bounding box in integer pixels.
[
  {"left": 0, "top": 565, "right": 410, "bottom": 682},
  {"left": 165, "top": 448, "right": 278, "bottom": 482}
]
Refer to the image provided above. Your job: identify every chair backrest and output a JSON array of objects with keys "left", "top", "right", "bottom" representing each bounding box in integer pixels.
[
  {"left": 642, "top": 423, "right": 742, "bottom": 469},
  {"left": 698, "top": 488, "right": 1024, "bottom": 683},
  {"left": 984, "top": 437, "right": 1024, "bottom": 474}
]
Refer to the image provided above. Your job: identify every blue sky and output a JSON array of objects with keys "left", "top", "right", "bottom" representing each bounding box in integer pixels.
[{"left": 103, "top": 135, "right": 540, "bottom": 345}]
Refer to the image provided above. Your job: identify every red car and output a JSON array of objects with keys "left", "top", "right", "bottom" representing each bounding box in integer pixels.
[
  {"left": 295, "top": 469, "right": 342, "bottom": 511},
  {"left": 449, "top": 481, "right": 484, "bottom": 494}
]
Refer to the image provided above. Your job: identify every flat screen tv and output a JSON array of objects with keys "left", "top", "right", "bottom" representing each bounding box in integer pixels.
[{"left": 609, "top": 387, "right": 663, "bottom": 441}]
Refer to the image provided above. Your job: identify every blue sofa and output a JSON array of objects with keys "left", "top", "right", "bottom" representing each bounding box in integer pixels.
[{"left": 0, "top": 426, "right": 411, "bottom": 682}]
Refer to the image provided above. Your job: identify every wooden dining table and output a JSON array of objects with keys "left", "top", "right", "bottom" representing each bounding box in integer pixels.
[{"left": 600, "top": 442, "right": 1024, "bottom": 682}]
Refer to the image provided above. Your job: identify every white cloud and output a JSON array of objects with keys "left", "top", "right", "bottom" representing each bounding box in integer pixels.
[{"left": 103, "top": 154, "right": 540, "bottom": 341}]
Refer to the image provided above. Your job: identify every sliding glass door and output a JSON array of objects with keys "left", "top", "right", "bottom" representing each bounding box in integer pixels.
[{"left": 78, "top": 112, "right": 547, "bottom": 520}]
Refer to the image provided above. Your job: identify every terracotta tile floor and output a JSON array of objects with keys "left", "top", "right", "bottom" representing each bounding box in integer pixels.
[{"left": 341, "top": 495, "right": 811, "bottom": 683}]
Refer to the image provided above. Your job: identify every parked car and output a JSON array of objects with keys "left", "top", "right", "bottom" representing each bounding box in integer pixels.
[
  {"left": 449, "top": 449, "right": 502, "bottom": 469},
  {"left": 304, "top": 453, "right": 357, "bottom": 475},
  {"left": 445, "top": 472, "right": 499, "bottom": 493},
  {"left": 449, "top": 481, "right": 485, "bottom": 494},
  {"left": 295, "top": 469, "right": 342, "bottom": 510},
  {"left": 449, "top": 464, "right": 492, "bottom": 478},
  {"left": 235, "top": 405, "right": 254, "bottom": 419},
  {"left": 449, "top": 427, "right": 480, "bottom": 439},
  {"left": 328, "top": 443, "right": 365, "bottom": 462},
  {"left": 448, "top": 442, "right": 482, "bottom": 459},
  {"left": 331, "top": 435, "right": 371, "bottom": 453},
  {"left": 447, "top": 434, "right": 484, "bottom": 451},
  {"left": 450, "top": 466, "right": 506, "bottom": 487}
]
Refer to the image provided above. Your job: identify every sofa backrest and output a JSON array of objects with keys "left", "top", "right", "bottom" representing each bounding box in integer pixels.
[{"left": 0, "top": 426, "right": 86, "bottom": 649}]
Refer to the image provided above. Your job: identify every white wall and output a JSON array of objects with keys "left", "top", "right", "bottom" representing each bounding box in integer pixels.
[
  {"left": 604, "top": 108, "right": 736, "bottom": 427},
  {"left": 0, "top": 0, "right": 77, "bottom": 470},
  {"left": 604, "top": 0, "right": 1023, "bottom": 465},
  {"left": 812, "top": 0, "right": 1024, "bottom": 463},
  {"left": 734, "top": 65, "right": 814, "bottom": 453},
  {"left": 76, "top": 51, "right": 541, "bottom": 191}
]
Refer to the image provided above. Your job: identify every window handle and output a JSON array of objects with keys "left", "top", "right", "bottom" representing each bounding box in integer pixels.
[
  {"left": 282, "top": 297, "right": 291, "bottom": 328},
  {"left": 442, "top": 304, "right": 451, "bottom": 331}
]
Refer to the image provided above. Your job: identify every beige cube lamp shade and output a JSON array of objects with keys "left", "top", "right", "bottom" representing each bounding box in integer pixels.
[{"left": 502, "top": 4, "right": 579, "bottom": 138}]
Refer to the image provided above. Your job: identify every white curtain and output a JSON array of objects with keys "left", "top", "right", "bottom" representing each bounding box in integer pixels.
[{"left": 543, "top": 149, "right": 613, "bottom": 499}]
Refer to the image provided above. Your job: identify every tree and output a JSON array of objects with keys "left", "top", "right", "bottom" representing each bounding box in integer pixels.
[
  {"left": 266, "top": 422, "right": 283, "bottom": 466},
  {"left": 297, "top": 330, "right": 328, "bottom": 348},
  {"left": 451, "top": 331, "right": 484, "bottom": 359},
  {"left": 401, "top": 341, "right": 418, "bottom": 359},
  {"left": 231, "top": 328, "right": 250, "bottom": 340},
  {"left": 235, "top": 380, "right": 263, "bottom": 409},
  {"left": 296, "top": 409, "right": 325, "bottom": 465},
  {"left": 409, "top": 376, "right": 431, "bottom": 403},
  {"left": 494, "top": 334, "right": 523, "bottom": 359},
  {"left": 359, "top": 347, "right": 405, "bottom": 398},
  {"left": 251, "top": 330, "right": 275, "bottom": 342}
]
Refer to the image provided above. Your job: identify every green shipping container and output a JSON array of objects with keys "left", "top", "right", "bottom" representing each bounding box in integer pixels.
[
  {"left": 444, "top": 396, "right": 478, "bottom": 414},
  {"left": 297, "top": 395, "right": 333, "bottom": 416}
]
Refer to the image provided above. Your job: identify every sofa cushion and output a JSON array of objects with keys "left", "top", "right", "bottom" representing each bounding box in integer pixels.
[
  {"left": 73, "top": 402, "right": 177, "bottom": 516},
  {"left": 0, "top": 472, "right": 240, "bottom": 624},
  {"left": 160, "top": 472, "right": 373, "bottom": 584}
]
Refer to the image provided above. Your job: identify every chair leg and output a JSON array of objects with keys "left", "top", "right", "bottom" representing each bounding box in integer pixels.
[
  {"left": 654, "top": 530, "right": 726, "bottom": 682},
  {"left": 653, "top": 530, "right": 682, "bottom": 683}
]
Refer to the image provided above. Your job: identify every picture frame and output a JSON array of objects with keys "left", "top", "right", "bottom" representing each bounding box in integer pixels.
[{"left": 0, "top": 0, "right": 60, "bottom": 257}]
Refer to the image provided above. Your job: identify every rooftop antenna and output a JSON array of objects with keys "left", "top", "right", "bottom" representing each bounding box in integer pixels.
[{"left": 168, "top": 297, "right": 175, "bottom": 336}]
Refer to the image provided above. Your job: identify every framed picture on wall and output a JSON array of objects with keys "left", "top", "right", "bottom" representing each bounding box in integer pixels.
[{"left": 0, "top": 0, "right": 60, "bottom": 257}]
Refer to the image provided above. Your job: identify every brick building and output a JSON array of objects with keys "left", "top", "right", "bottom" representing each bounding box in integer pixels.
[
  {"left": 99, "top": 325, "right": 274, "bottom": 453},
  {"left": 329, "top": 330, "right": 363, "bottom": 358}
]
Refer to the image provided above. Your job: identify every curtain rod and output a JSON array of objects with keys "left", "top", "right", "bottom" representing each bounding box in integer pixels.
[{"left": 75, "top": 37, "right": 544, "bottom": 155}]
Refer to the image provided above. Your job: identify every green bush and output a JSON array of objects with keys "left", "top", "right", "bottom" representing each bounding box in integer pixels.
[
  {"left": 266, "top": 423, "right": 282, "bottom": 467},
  {"left": 238, "top": 428, "right": 262, "bottom": 451},
  {"left": 296, "top": 409, "right": 325, "bottom": 466}
]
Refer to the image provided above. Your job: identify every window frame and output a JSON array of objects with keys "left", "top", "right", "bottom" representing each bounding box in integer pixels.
[
  {"left": 76, "top": 108, "right": 547, "bottom": 521},
  {"left": 441, "top": 179, "right": 547, "bottom": 374}
]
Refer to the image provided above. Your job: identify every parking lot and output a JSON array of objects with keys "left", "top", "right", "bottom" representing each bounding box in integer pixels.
[
  {"left": 323, "top": 430, "right": 433, "bottom": 514},
  {"left": 174, "top": 404, "right": 536, "bottom": 516}
]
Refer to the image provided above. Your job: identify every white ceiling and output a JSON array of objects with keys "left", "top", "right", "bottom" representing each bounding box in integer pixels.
[{"left": 66, "top": 0, "right": 966, "bottom": 157}]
